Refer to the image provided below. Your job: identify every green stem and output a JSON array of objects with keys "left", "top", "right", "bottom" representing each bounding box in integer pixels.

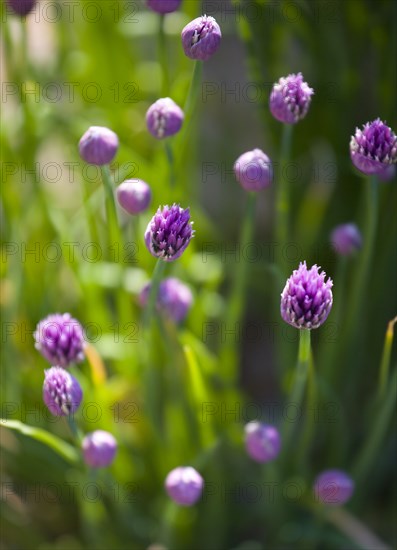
[
  {"left": 377, "top": 317, "right": 397, "bottom": 400},
  {"left": 158, "top": 14, "right": 169, "bottom": 96},
  {"left": 282, "top": 329, "right": 311, "bottom": 451},
  {"left": 183, "top": 60, "right": 203, "bottom": 119},
  {"left": 296, "top": 353, "right": 317, "bottom": 469},
  {"left": 276, "top": 124, "right": 293, "bottom": 276},
  {"left": 66, "top": 415, "right": 83, "bottom": 444},
  {"left": 143, "top": 259, "right": 167, "bottom": 328},
  {"left": 101, "top": 164, "right": 122, "bottom": 259},
  {"left": 164, "top": 140, "right": 175, "bottom": 187},
  {"left": 221, "top": 192, "right": 257, "bottom": 380},
  {"left": 83, "top": 179, "right": 100, "bottom": 244},
  {"left": 352, "top": 366, "right": 396, "bottom": 484}
]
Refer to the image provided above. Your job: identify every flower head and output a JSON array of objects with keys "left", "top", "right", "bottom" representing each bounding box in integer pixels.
[
  {"left": 350, "top": 119, "right": 397, "bottom": 176},
  {"left": 165, "top": 466, "right": 204, "bottom": 506},
  {"left": 181, "top": 15, "right": 222, "bottom": 61},
  {"left": 314, "top": 469, "right": 354, "bottom": 506},
  {"left": 43, "top": 367, "right": 83, "bottom": 416},
  {"left": 244, "top": 422, "right": 281, "bottom": 463},
  {"left": 139, "top": 277, "right": 193, "bottom": 323},
  {"left": 281, "top": 262, "right": 333, "bottom": 330},
  {"left": 82, "top": 430, "right": 117, "bottom": 468},
  {"left": 145, "top": 204, "right": 194, "bottom": 261},
  {"left": 146, "top": 0, "right": 182, "bottom": 13},
  {"left": 34, "top": 313, "right": 85, "bottom": 368},
  {"left": 6, "top": 0, "right": 36, "bottom": 16},
  {"left": 331, "top": 223, "right": 362, "bottom": 256},
  {"left": 269, "top": 73, "right": 314, "bottom": 124},
  {"left": 146, "top": 98, "right": 184, "bottom": 139},
  {"left": 234, "top": 149, "right": 273, "bottom": 191},
  {"left": 116, "top": 179, "right": 152, "bottom": 215},
  {"left": 79, "top": 126, "right": 119, "bottom": 166}
]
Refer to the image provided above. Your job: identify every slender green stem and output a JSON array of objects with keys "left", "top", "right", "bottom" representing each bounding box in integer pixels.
[
  {"left": 66, "top": 415, "right": 83, "bottom": 444},
  {"left": 83, "top": 180, "right": 100, "bottom": 244},
  {"left": 164, "top": 141, "right": 175, "bottom": 187},
  {"left": 377, "top": 317, "right": 397, "bottom": 400},
  {"left": 282, "top": 329, "right": 311, "bottom": 451},
  {"left": 183, "top": 60, "right": 203, "bottom": 119},
  {"left": 276, "top": 124, "right": 293, "bottom": 276},
  {"left": 101, "top": 164, "right": 122, "bottom": 259},
  {"left": 352, "top": 366, "right": 396, "bottom": 484},
  {"left": 296, "top": 353, "right": 317, "bottom": 468},
  {"left": 158, "top": 14, "right": 169, "bottom": 96},
  {"left": 143, "top": 259, "right": 167, "bottom": 328},
  {"left": 221, "top": 192, "right": 257, "bottom": 380}
]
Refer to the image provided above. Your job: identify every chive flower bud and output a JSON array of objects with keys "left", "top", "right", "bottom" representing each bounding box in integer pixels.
[
  {"left": 269, "top": 73, "right": 314, "bottom": 124},
  {"left": 331, "top": 223, "right": 362, "bottom": 256},
  {"left": 181, "top": 15, "right": 222, "bottom": 61},
  {"left": 6, "top": 0, "right": 36, "bottom": 16},
  {"left": 34, "top": 313, "right": 85, "bottom": 368},
  {"left": 116, "top": 179, "right": 152, "bottom": 215},
  {"left": 234, "top": 149, "right": 273, "bottom": 191},
  {"left": 147, "top": 0, "right": 182, "bottom": 13},
  {"left": 244, "top": 422, "right": 281, "bottom": 463},
  {"left": 146, "top": 98, "right": 184, "bottom": 139},
  {"left": 165, "top": 466, "right": 204, "bottom": 506},
  {"left": 43, "top": 367, "right": 83, "bottom": 416},
  {"left": 314, "top": 469, "right": 354, "bottom": 506},
  {"left": 139, "top": 277, "right": 193, "bottom": 323},
  {"left": 145, "top": 204, "right": 194, "bottom": 261},
  {"left": 280, "top": 261, "right": 333, "bottom": 330},
  {"left": 82, "top": 430, "right": 117, "bottom": 468},
  {"left": 350, "top": 118, "right": 397, "bottom": 176},
  {"left": 79, "top": 126, "right": 119, "bottom": 166}
]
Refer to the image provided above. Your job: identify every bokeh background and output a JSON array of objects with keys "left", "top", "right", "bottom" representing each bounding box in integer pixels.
[{"left": 1, "top": 0, "right": 396, "bottom": 549}]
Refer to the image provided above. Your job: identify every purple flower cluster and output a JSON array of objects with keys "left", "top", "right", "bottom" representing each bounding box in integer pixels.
[
  {"left": 82, "top": 431, "right": 118, "bottom": 468},
  {"left": 280, "top": 262, "right": 333, "bottom": 330},
  {"left": 350, "top": 118, "right": 397, "bottom": 176},
  {"left": 314, "top": 469, "right": 354, "bottom": 506},
  {"left": 270, "top": 73, "right": 314, "bottom": 124},
  {"left": 79, "top": 126, "right": 119, "bottom": 166},
  {"left": 145, "top": 204, "right": 194, "bottom": 261},
  {"left": 139, "top": 277, "right": 193, "bottom": 323},
  {"left": 116, "top": 179, "right": 152, "bottom": 215},
  {"left": 181, "top": 15, "right": 222, "bottom": 61},
  {"left": 165, "top": 466, "right": 204, "bottom": 506},
  {"left": 331, "top": 223, "right": 362, "bottom": 256},
  {"left": 146, "top": 0, "right": 182, "bottom": 14},
  {"left": 43, "top": 367, "right": 83, "bottom": 416},
  {"left": 34, "top": 313, "right": 85, "bottom": 368},
  {"left": 244, "top": 422, "right": 281, "bottom": 463},
  {"left": 6, "top": 0, "right": 36, "bottom": 16},
  {"left": 146, "top": 98, "right": 184, "bottom": 139},
  {"left": 234, "top": 149, "right": 273, "bottom": 192}
]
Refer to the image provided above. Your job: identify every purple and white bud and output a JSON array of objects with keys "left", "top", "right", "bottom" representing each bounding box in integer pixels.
[
  {"left": 244, "top": 422, "right": 281, "bottom": 463},
  {"left": 331, "top": 223, "right": 362, "bottom": 256},
  {"left": 280, "top": 262, "right": 333, "bottom": 330},
  {"left": 314, "top": 469, "right": 354, "bottom": 506},
  {"left": 234, "top": 149, "right": 273, "bottom": 191},
  {"left": 79, "top": 126, "right": 119, "bottom": 166},
  {"left": 350, "top": 118, "right": 397, "bottom": 176},
  {"left": 165, "top": 466, "right": 204, "bottom": 506},
  {"left": 181, "top": 15, "right": 222, "bottom": 61},
  {"left": 116, "top": 179, "right": 152, "bottom": 215},
  {"left": 82, "top": 430, "right": 117, "bottom": 468},
  {"left": 34, "top": 313, "right": 85, "bottom": 368},
  {"left": 146, "top": 98, "right": 184, "bottom": 139},
  {"left": 43, "top": 367, "right": 83, "bottom": 416},
  {"left": 6, "top": 0, "right": 36, "bottom": 16},
  {"left": 146, "top": 0, "right": 182, "bottom": 13},
  {"left": 139, "top": 277, "right": 193, "bottom": 323},
  {"left": 270, "top": 73, "right": 314, "bottom": 124},
  {"left": 145, "top": 204, "right": 194, "bottom": 261}
]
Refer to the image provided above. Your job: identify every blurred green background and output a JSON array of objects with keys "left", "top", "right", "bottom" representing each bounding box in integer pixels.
[{"left": 1, "top": 0, "right": 396, "bottom": 548}]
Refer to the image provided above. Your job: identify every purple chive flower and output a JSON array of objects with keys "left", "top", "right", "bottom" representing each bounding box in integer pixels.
[
  {"left": 146, "top": 0, "right": 182, "bottom": 13},
  {"left": 165, "top": 466, "right": 204, "bottom": 506},
  {"left": 244, "top": 422, "right": 281, "bottom": 463},
  {"left": 43, "top": 367, "right": 83, "bottom": 416},
  {"left": 34, "top": 313, "right": 85, "bottom": 368},
  {"left": 6, "top": 0, "right": 36, "bottom": 16},
  {"left": 269, "top": 73, "right": 314, "bottom": 124},
  {"left": 146, "top": 98, "right": 184, "bottom": 139},
  {"left": 234, "top": 149, "right": 273, "bottom": 192},
  {"left": 145, "top": 204, "right": 194, "bottom": 261},
  {"left": 139, "top": 277, "right": 193, "bottom": 323},
  {"left": 82, "top": 430, "right": 117, "bottom": 468},
  {"left": 314, "top": 470, "right": 354, "bottom": 506},
  {"left": 331, "top": 223, "right": 362, "bottom": 256},
  {"left": 79, "top": 126, "right": 119, "bottom": 166},
  {"left": 181, "top": 15, "right": 222, "bottom": 61},
  {"left": 350, "top": 119, "right": 397, "bottom": 176},
  {"left": 116, "top": 179, "right": 152, "bottom": 215},
  {"left": 281, "top": 262, "right": 333, "bottom": 330}
]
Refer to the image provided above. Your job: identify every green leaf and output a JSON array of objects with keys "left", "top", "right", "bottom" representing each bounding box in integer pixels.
[{"left": 0, "top": 419, "right": 80, "bottom": 464}]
